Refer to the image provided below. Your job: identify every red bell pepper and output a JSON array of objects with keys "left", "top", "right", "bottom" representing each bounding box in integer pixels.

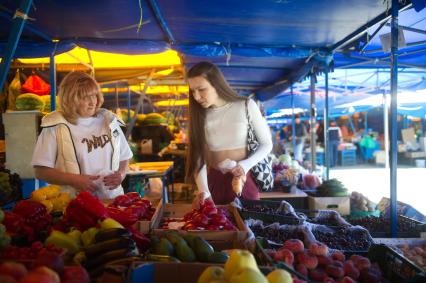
[
  {"left": 112, "top": 194, "right": 133, "bottom": 207},
  {"left": 13, "top": 200, "right": 52, "bottom": 231},
  {"left": 125, "top": 192, "right": 141, "bottom": 202},
  {"left": 124, "top": 205, "right": 146, "bottom": 220},
  {"left": 64, "top": 201, "right": 98, "bottom": 230},
  {"left": 106, "top": 206, "right": 138, "bottom": 227},
  {"left": 74, "top": 191, "right": 109, "bottom": 220},
  {"left": 127, "top": 226, "right": 150, "bottom": 252}
]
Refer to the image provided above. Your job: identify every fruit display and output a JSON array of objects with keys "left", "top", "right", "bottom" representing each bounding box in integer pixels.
[
  {"left": 15, "top": 93, "right": 45, "bottom": 111},
  {"left": 390, "top": 243, "right": 426, "bottom": 270},
  {"left": 310, "top": 225, "right": 373, "bottom": 252},
  {"left": 316, "top": 178, "right": 348, "bottom": 197},
  {"left": 30, "top": 185, "right": 71, "bottom": 213},
  {"left": 83, "top": 227, "right": 139, "bottom": 275},
  {"left": 350, "top": 192, "right": 376, "bottom": 212},
  {"left": 266, "top": 239, "right": 386, "bottom": 282},
  {"left": 0, "top": 168, "right": 22, "bottom": 206},
  {"left": 149, "top": 232, "right": 229, "bottom": 263},
  {"left": 197, "top": 249, "right": 299, "bottom": 283},
  {"left": 159, "top": 200, "right": 237, "bottom": 231},
  {"left": 247, "top": 220, "right": 314, "bottom": 247},
  {"left": 346, "top": 215, "right": 426, "bottom": 237},
  {"left": 238, "top": 200, "right": 305, "bottom": 225},
  {"left": 141, "top": 112, "right": 168, "bottom": 126},
  {"left": 0, "top": 208, "right": 11, "bottom": 250},
  {"left": 106, "top": 192, "right": 156, "bottom": 227},
  {"left": 0, "top": 241, "right": 63, "bottom": 266}
]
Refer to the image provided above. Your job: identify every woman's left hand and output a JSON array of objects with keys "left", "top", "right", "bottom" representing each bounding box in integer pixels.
[{"left": 103, "top": 171, "right": 125, "bottom": 189}]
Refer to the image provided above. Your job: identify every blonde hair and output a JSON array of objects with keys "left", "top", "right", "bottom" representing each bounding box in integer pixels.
[{"left": 58, "top": 72, "right": 104, "bottom": 124}]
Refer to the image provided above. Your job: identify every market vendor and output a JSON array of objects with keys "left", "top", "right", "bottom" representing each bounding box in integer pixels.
[
  {"left": 185, "top": 62, "right": 272, "bottom": 207},
  {"left": 31, "top": 71, "right": 133, "bottom": 199}
]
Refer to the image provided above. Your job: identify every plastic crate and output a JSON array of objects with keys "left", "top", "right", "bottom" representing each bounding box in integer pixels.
[
  {"left": 304, "top": 151, "right": 324, "bottom": 165},
  {"left": 368, "top": 244, "right": 426, "bottom": 282},
  {"left": 339, "top": 149, "right": 357, "bottom": 166}
]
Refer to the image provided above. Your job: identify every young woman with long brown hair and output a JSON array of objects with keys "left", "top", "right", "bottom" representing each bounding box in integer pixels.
[{"left": 185, "top": 62, "right": 272, "bottom": 207}]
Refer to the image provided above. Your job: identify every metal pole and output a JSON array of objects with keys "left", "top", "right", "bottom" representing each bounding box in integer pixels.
[
  {"left": 310, "top": 73, "right": 316, "bottom": 172},
  {"left": 49, "top": 53, "right": 56, "bottom": 111},
  {"left": 383, "top": 90, "right": 390, "bottom": 169},
  {"left": 0, "top": 0, "right": 33, "bottom": 92},
  {"left": 291, "top": 85, "right": 296, "bottom": 159},
  {"left": 389, "top": 0, "right": 399, "bottom": 238},
  {"left": 324, "top": 71, "right": 330, "bottom": 180}
]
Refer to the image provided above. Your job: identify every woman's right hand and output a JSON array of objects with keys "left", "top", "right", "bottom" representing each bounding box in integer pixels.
[
  {"left": 192, "top": 191, "right": 214, "bottom": 210},
  {"left": 71, "top": 174, "right": 99, "bottom": 192}
]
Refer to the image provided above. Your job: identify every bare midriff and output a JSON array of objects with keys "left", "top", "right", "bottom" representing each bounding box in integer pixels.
[{"left": 207, "top": 147, "right": 247, "bottom": 169}]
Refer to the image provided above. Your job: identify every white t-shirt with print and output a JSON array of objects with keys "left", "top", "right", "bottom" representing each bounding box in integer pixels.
[{"left": 31, "top": 114, "right": 133, "bottom": 198}]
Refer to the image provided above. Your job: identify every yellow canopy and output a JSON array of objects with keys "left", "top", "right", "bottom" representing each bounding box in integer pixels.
[{"left": 18, "top": 47, "right": 181, "bottom": 69}]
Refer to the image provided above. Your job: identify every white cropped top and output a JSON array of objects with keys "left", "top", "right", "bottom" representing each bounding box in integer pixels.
[{"left": 195, "top": 99, "right": 273, "bottom": 199}]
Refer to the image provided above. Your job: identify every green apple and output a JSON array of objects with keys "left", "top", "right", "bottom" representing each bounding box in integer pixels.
[
  {"left": 230, "top": 268, "right": 268, "bottom": 283},
  {"left": 197, "top": 266, "right": 225, "bottom": 283},
  {"left": 224, "top": 250, "right": 259, "bottom": 280},
  {"left": 266, "top": 269, "right": 293, "bottom": 283}
]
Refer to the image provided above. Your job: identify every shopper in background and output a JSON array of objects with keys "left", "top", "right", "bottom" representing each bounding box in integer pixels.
[
  {"left": 293, "top": 114, "right": 308, "bottom": 162},
  {"left": 185, "top": 62, "right": 272, "bottom": 207},
  {"left": 328, "top": 121, "right": 343, "bottom": 167},
  {"left": 31, "top": 72, "right": 133, "bottom": 199}
]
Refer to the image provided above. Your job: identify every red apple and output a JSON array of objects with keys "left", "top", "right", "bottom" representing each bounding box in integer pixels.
[
  {"left": 0, "top": 262, "right": 27, "bottom": 281},
  {"left": 62, "top": 266, "right": 90, "bottom": 283},
  {"left": 340, "top": 276, "right": 357, "bottom": 283},
  {"left": 325, "top": 264, "right": 344, "bottom": 279},
  {"left": 203, "top": 199, "right": 215, "bottom": 207},
  {"left": 317, "top": 255, "right": 333, "bottom": 267}
]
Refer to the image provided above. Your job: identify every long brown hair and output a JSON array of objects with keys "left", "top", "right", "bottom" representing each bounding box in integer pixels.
[
  {"left": 58, "top": 71, "right": 104, "bottom": 124},
  {"left": 185, "top": 62, "right": 247, "bottom": 185}
]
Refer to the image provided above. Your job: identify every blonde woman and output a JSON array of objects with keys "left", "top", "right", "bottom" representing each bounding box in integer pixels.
[
  {"left": 185, "top": 62, "right": 272, "bottom": 207},
  {"left": 31, "top": 72, "right": 132, "bottom": 199}
]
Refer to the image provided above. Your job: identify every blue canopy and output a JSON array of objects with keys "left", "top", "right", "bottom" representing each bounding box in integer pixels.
[{"left": 1, "top": 0, "right": 425, "bottom": 100}]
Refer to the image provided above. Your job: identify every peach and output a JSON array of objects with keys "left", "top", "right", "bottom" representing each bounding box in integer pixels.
[
  {"left": 308, "top": 268, "right": 327, "bottom": 281},
  {"left": 355, "top": 257, "right": 371, "bottom": 271},
  {"left": 331, "top": 260, "right": 343, "bottom": 268},
  {"left": 0, "top": 262, "right": 27, "bottom": 281},
  {"left": 325, "top": 265, "right": 344, "bottom": 279},
  {"left": 19, "top": 272, "right": 57, "bottom": 283},
  {"left": 31, "top": 267, "right": 60, "bottom": 283},
  {"left": 317, "top": 255, "right": 333, "bottom": 267},
  {"left": 331, "top": 251, "right": 345, "bottom": 262},
  {"left": 349, "top": 254, "right": 362, "bottom": 263},
  {"left": 283, "top": 239, "right": 304, "bottom": 253},
  {"left": 340, "top": 276, "right": 357, "bottom": 283},
  {"left": 343, "top": 261, "right": 359, "bottom": 279},
  {"left": 296, "top": 251, "right": 318, "bottom": 270},
  {"left": 274, "top": 248, "right": 294, "bottom": 266},
  {"left": 295, "top": 263, "right": 308, "bottom": 277},
  {"left": 309, "top": 242, "right": 329, "bottom": 257}
]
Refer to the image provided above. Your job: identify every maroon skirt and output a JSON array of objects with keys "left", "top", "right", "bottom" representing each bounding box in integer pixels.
[{"left": 207, "top": 167, "right": 260, "bottom": 205}]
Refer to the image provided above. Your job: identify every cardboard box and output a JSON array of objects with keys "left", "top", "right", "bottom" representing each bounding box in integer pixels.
[
  {"left": 151, "top": 203, "right": 250, "bottom": 249},
  {"left": 308, "top": 196, "right": 350, "bottom": 216},
  {"left": 133, "top": 200, "right": 162, "bottom": 233}
]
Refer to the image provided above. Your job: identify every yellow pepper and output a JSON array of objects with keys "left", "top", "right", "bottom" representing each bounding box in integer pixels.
[
  {"left": 51, "top": 192, "right": 71, "bottom": 212},
  {"left": 40, "top": 199, "right": 53, "bottom": 213},
  {"left": 31, "top": 185, "right": 60, "bottom": 201},
  {"left": 45, "top": 230, "right": 80, "bottom": 255}
]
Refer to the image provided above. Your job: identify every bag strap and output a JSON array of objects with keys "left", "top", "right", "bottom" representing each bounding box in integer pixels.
[{"left": 245, "top": 99, "right": 253, "bottom": 125}]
